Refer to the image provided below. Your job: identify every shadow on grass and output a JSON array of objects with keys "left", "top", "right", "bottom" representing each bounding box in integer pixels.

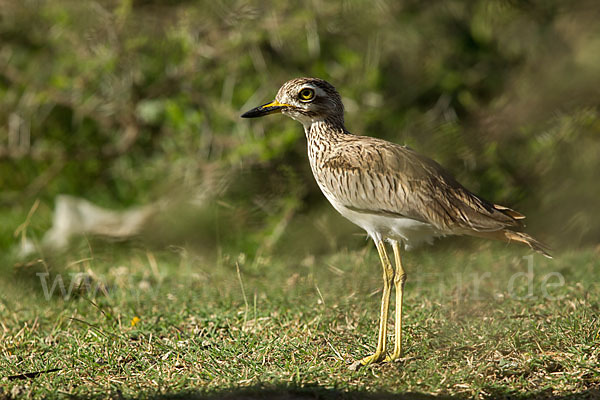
[
  {"left": 148, "top": 387, "right": 449, "bottom": 400},
  {"left": 141, "top": 385, "right": 599, "bottom": 400}
]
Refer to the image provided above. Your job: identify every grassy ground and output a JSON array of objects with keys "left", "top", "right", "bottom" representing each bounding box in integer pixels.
[{"left": 0, "top": 239, "right": 599, "bottom": 399}]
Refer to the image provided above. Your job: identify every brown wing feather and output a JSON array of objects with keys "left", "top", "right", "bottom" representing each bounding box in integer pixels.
[{"left": 318, "top": 135, "right": 524, "bottom": 233}]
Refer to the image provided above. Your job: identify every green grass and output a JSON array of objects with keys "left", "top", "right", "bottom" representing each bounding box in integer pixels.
[{"left": 1, "top": 242, "right": 599, "bottom": 399}]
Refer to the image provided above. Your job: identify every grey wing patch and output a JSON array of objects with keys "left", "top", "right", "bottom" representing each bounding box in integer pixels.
[
  {"left": 343, "top": 204, "right": 416, "bottom": 219},
  {"left": 320, "top": 137, "right": 525, "bottom": 233}
]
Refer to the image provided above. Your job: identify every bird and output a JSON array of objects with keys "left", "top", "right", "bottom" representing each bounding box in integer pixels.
[{"left": 241, "top": 77, "right": 551, "bottom": 368}]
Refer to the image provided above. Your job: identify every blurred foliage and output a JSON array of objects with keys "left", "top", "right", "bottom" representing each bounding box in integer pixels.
[{"left": 1, "top": 0, "right": 600, "bottom": 255}]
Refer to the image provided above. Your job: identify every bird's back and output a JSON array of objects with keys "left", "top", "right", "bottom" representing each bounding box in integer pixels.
[{"left": 308, "top": 131, "right": 525, "bottom": 239}]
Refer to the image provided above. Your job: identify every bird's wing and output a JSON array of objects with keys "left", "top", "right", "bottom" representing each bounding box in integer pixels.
[{"left": 319, "top": 136, "right": 523, "bottom": 232}]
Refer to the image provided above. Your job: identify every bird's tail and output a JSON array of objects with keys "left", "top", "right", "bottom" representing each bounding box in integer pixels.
[
  {"left": 475, "top": 229, "right": 553, "bottom": 259},
  {"left": 504, "top": 231, "right": 552, "bottom": 258}
]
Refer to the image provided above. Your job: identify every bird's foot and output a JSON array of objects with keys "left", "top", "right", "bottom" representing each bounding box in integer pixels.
[
  {"left": 349, "top": 351, "right": 407, "bottom": 370},
  {"left": 348, "top": 351, "right": 386, "bottom": 370},
  {"left": 383, "top": 352, "right": 401, "bottom": 363}
]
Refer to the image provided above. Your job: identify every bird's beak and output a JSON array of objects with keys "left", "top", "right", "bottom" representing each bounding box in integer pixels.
[{"left": 241, "top": 100, "right": 292, "bottom": 118}]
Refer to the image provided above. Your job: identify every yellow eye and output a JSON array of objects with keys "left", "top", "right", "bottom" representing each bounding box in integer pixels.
[{"left": 298, "top": 88, "right": 315, "bottom": 102}]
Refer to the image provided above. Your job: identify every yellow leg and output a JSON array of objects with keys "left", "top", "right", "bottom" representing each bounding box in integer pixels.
[
  {"left": 355, "top": 239, "right": 395, "bottom": 367},
  {"left": 385, "top": 240, "right": 406, "bottom": 362}
]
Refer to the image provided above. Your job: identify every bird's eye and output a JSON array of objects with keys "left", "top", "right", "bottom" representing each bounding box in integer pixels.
[{"left": 298, "top": 88, "right": 315, "bottom": 102}]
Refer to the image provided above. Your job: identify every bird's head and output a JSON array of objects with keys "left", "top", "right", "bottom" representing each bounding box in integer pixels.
[{"left": 241, "top": 77, "right": 344, "bottom": 128}]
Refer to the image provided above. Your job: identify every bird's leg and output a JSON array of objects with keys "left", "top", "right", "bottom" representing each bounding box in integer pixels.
[
  {"left": 385, "top": 240, "right": 406, "bottom": 362},
  {"left": 357, "top": 239, "right": 395, "bottom": 367}
]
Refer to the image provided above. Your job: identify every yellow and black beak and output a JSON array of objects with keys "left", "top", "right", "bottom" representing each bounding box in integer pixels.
[{"left": 241, "top": 100, "right": 292, "bottom": 118}]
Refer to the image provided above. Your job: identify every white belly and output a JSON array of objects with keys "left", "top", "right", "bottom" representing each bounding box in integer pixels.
[{"left": 324, "top": 194, "right": 443, "bottom": 250}]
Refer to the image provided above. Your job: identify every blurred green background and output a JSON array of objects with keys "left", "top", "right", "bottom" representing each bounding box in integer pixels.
[{"left": 2, "top": 0, "right": 600, "bottom": 261}]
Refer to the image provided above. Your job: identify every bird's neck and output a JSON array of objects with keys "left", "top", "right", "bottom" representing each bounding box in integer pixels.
[
  {"left": 305, "top": 118, "right": 347, "bottom": 141},
  {"left": 305, "top": 118, "right": 347, "bottom": 174}
]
